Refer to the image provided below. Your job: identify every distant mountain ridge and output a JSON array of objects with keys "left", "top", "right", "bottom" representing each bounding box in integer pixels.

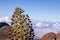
[{"left": 0, "top": 22, "right": 9, "bottom": 28}]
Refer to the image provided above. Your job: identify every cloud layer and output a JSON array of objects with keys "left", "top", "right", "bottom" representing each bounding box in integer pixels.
[
  {"left": 0, "top": 16, "right": 12, "bottom": 25},
  {"left": 36, "top": 22, "right": 49, "bottom": 28},
  {"left": 33, "top": 21, "right": 60, "bottom": 39}
]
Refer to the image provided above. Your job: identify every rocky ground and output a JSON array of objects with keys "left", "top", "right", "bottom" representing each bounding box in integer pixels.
[{"left": 0, "top": 26, "right": 11, "bottom": 40}]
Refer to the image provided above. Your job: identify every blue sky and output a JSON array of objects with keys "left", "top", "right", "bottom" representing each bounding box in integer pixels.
[{"left": 0, "top": 0, "right": 60, "bottom": 21}]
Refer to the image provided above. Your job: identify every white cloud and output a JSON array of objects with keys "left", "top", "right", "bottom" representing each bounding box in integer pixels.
[
  {"left": 53, "top": 23, "right": 60, "bottom": 27},
  {"left": 52, "top": 23, "right": 60, "bottom": 31},
  {"left": 36, "top": 22, "right": 42, "bottom": 27},
  {"left": 0, "top": 16, "right": 12, "bottom": 25},
  {"left": 35, "top": 22, "right": 49, "bottom": 28},
  {"left": 0, "top": 16, "right": 11, "bottom": 22}
]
